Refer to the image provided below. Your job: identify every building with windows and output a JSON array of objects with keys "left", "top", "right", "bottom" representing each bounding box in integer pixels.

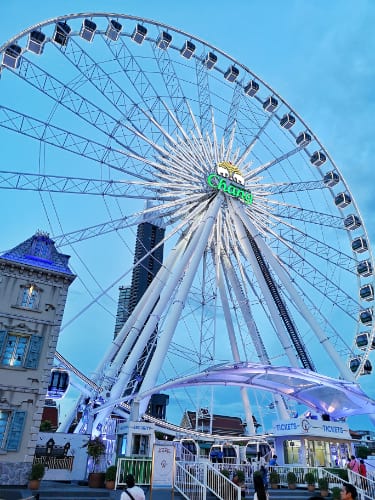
[{"left": 0, "top": 231, "right": 75, "bottom": 485}]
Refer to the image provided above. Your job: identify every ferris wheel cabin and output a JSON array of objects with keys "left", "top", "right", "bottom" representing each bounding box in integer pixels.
[
  {"left": 359, "top": 308, "right": 373, "bottom": 326},
  {"left": 244, "top": 80, "right": 260, "bottom": 97},
  {"left": 53, "top": 22, "right": 71, "bottom": 46},
  {"left": 310, "top": 151, "right": 327, "bottom": 167},
  {"left": 105, "top": 19, "right": 123, "bottom": 41},
  {"left": 356, "top": 332, "right": 375, "bottom": 350},
  {"left": 27, "top": 31, "right": 46, "bottom": 55},
  {"left": 263, "top": 96, "right": 278, "bottom": 113},
  {"left": 357, "top": 260, "right": 373, "bottom": 277},
  {"left": 203, "top": 51, "right": 218, "bottom": 69},
  {"left": 180, "top": 40, "right": 196, "bottom": 59},
  {"left": 350, "top": 357, "right": 373, "bottom": 375},
  {"left": 296, "top": 131, "right": 312, "bottom": 148},
  {"left": 245, "top": 440, "right": 272, "bottom": 463},
  {"left": 156, "top": 31, "right": 172, "bottom": 50},
  {"left": 209, "top": 443, "right": 238, "bottom": 464},
  {"left": 80, "top": 19, "right": 97, "bottom": 43},
  {"left": 334, "top": 192, "right": 352, "bottom": 208},
  {"left": 132, "top": 24, "right": 148, "bottom": 44},
  {"left": 47, "top": 368, "right": 70, "bottom": 399},
  {"left": 359, "top": 284, "right": 374, "bottom": 301},
  {"left": 352, "top": 237, "right": 368, "bottom": 253},
  {"left": 323, "top": 171, "right": 340, "bottom": 187},
  {"left": 344, "top": 214, "right": 362, "bottom": 231},
  {"left": 224, "top": 65, "right": 240, "bottom": 82},
  {"left": 2, "top": 44, "right": 22, "bottom": 69},
  {"left": 279, "top": 113, "right": 296, "bottom": 129}
]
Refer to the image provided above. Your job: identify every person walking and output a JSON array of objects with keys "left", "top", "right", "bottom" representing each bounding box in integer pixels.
[
  {"left": 358, "top": 459, "right": 367, "bottom": 477},
  {"left": 253, "top": 472, "right": 269, "bottom": 500},
  {"left": 120, "top": 474, "right": 145, "bottom": 500}
]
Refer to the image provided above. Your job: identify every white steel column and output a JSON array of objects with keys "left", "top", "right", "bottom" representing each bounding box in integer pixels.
[
  {"left": 136, "top": 194, "right": 224, "bottom": 415},
  {"left": 236, "top": 207, "right": 356, "bottom": 382}
]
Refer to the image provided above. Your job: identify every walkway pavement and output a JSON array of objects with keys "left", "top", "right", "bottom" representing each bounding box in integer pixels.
[{"left": 0, "top": 481, "right": 316, "bottom": 500}]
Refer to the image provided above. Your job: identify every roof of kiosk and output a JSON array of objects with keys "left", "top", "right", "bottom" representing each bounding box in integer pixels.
[{"left": 137, "top": 362, "right": 375, "bottom": 419}]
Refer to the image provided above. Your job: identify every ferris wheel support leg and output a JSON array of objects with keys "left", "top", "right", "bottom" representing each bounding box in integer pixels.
[
  {"left": 237, "top": 208, "right": 356, "bottom": 383},
  {"left": 230, "top": 204, "right": 300, "bottom": 369},
  {"left": 217, "top": 258, "right": 256, "bottom": 434},
  {"left": 92, "top": 233, "right": 188, "bottom": 387},
  {"left": 135, "top": 194, "right": 224, "bottom": 416},
  {"left": 93, "top": 195, "right": 224, "bottom": 431}
]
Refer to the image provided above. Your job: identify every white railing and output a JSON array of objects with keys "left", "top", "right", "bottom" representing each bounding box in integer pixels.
[
  {"left": 175, "top": 461, "right": 206, "bottom": 500},
  {"left": 176, "top": 461, "right": 241, "bottom": 500},
  {"left": 348, "top": 469, "right": 375, "bottom": 500}
]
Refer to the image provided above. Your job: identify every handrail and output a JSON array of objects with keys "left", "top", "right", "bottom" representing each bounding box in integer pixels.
[{"left": 175, "top": 462, "right": 206, "bottom": 500}]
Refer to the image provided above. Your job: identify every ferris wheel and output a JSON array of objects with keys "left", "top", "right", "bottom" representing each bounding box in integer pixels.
[{"left": 0, "top": 13, "right": 374, "bottom": 431}]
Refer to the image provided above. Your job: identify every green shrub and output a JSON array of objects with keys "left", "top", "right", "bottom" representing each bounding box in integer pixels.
[
  {"left": 105, "top": 465, "right": 117, "bottom": 481},
  {"left": 234, "top": 469, "right": 245, "bottom": 482},
  {"left": 287, "top": 471, "right": 297, "bottom": 484},
  {"left": 221, "top": 469, "right": 230, "bottom": 478},
  {"left": 331, "top": 486, "right": 341, "bottom": 500},
  {"left": 269, "top": 470, "right": 280, "bottom": 484},
  {"left": 29, "top": 463, "right": 45, "bottom": 480},
  {"left": 304, "top": 471, "right": 315, "bottom": 485},
  {"left": 318, "top": 477, "right": 329, "bottom": 490}
]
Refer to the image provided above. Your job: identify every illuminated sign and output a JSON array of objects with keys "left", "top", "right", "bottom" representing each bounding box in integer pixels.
[{"left": 207, "top": 162, "right": 253, "bottom": 205}]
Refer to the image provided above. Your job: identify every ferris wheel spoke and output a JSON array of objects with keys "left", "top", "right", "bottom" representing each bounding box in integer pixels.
[
  {"left": 242, "top": 208, "right": 360, "bottom": 317},
  {"left": 194, "top": 51, "right": 214, "bottom": 137},
  {"left": 266, "top": 179, "right": 325, "bottom": 195}
]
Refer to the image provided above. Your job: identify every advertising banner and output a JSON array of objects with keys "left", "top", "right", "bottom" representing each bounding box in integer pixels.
[{"left": 151, "top": 443, "right": 175, "bottom": 488}]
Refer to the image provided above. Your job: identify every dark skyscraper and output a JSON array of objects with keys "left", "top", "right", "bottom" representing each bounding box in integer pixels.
[{"left": 114, "top": 219, "right": 165, "bottom": 399}]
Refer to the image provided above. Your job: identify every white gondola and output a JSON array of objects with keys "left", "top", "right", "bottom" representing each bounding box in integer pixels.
[
  {"left": 244, "top": 80, "right": 259, "bottom": 97},
  {"left": 132, "top": 24, "right": 147, "bottom": 44},
  {"left": 2, "top": 44, "right": 22, "bottom": 69},
  {"left": 263, "top": 96, "right": 278, "bottom": 112},
  {"left": 359, "top": 308, "right": 373, "bottom": 326},
  {"left": 105, "top": 19, "right": 122, "bottom": 41},
  {"left": 53, "top": 22, "right": 71, "bottom": 46},
  {"left": 362, "top": 359, "right": 373, "bottom": 374},
  {"left": 357, "top": 260, "right": 373, "bottom": 277},
  {"left": 27, "top": 31, "right": 46, "bottom": 55},
  {"left": 360, "top": 284, "right": 374, "bottom": 301},
  {"left": 203, "top": 51, "right": 217, "bottom": 69},
  {"left": 180, "top": 40, "right": 196, "bottom": 59},
  {"left": 344, "top": 214, "right": 361, "bottom": 231},
  {"left": 224, "top": 65, "right": 239, "bottom": 82},
  {"left": 323, "top": 171, "right": 340, "bottom": 187},
  {"left": 156, "top": 31, "right": 172, "bottom": 50},
  {"left": 245, "top": 440, "right": 272, "bottom": 463},
  {"left": 296, "top": 131, "right": 312, "bottom": 147},
  {"left": 47, "top": 368, "right": 69, "bottom": 399},
  {"left": 352, "top": 237, "right": 368, "bottom": 253},
  {"left": 80, "top": 19, "right": 97, "bottom": 42},
  {"left": 209, "top": 443, "right": 238, "bottom": 464},
  {"left": 356, "top": 332, "right": 370, "bottom": 349},
  {"left": 334, "top": 192, "right": 351, "bottom": 208},
  {"left": 349, "top": 357, "right": 361, "bottom": 373},
  {"left": 310, "top": 151, "right": 327, "bottom": 167},
  {"left": 279, "top": 113, "right": 295, "bottom": 129}
]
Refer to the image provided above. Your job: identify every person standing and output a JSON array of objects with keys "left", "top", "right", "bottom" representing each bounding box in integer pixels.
[
  {"left": 120, "top": 474, "right": 145, "bottom": 500},
  {"left": 358, "top": 459, "right": 367, "bottom": 477},
  {"left": 269, "top": 455, "right": 278, "bottom": 466},
  {"left": 347, "top": 455, "right": 359, "bottom": 473}
]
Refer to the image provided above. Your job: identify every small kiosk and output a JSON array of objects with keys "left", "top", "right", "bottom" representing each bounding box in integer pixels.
[{"left": 272, "top": 415, "right": 353, "bottom": 467}]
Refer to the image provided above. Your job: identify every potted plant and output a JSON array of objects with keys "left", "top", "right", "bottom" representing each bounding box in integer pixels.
[
  {"left": 318, "top": 476, "right": 329, "bottom": 497},
  {"left": 234, "top": 469, "right": 245, "bottom": 483},
  {"left": 221, "top": 468, "right": 230, "bottom": 479},
  {"left": 331, "top": 486, "right": 341, "bottom": 500},
  {"left": 85, "top": 436, "right": 106, "bottom": 488},
  {"left": 28, "top": 462, "right": 45, "bottom": 490},
  {"left": 304, "top": 471, "right": 315, "bottom": 492},
  {"left": 269, "top": 470, "right": 280, "bottom": 489},
  {"left": 105, "top": 465, "right": 117, "bottom": 490},
  {"left": 287, "top": 471, "right": 297, "bottom": 489}
]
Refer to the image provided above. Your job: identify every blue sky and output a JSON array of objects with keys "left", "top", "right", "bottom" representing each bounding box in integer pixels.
[{"left": 1, "top": 0, "right": 375, "bottom": 432}]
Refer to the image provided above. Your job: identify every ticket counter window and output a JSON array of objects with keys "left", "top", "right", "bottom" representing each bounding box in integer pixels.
[
  {"left": 132, "top": 434, "right": 150, "bottom": 456},
  {"left": 283, "top": 440, "right": 301, "bottom": 464}
]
